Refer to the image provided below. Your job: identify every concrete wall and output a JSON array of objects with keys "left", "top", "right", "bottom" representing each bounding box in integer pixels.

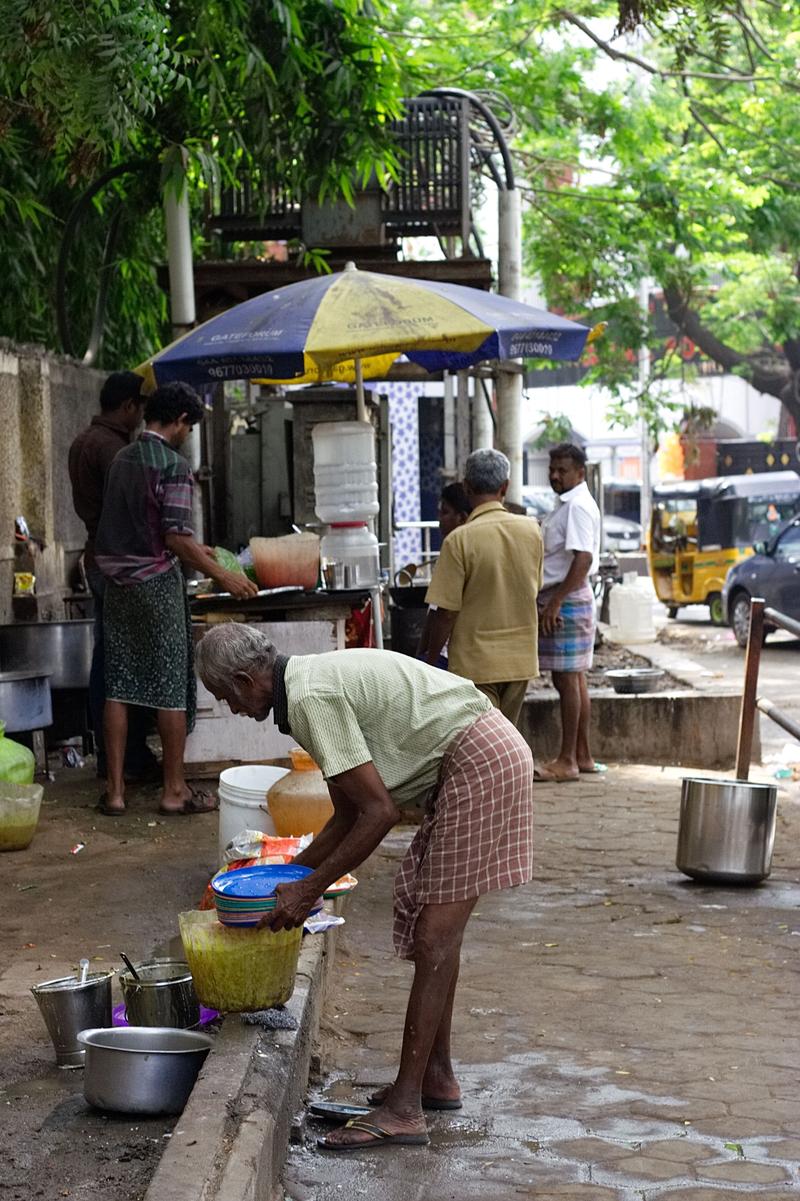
[
  {"left": 0, "top": 340, "right": 103, "bottom": 623},
  {"left": 520, "top": 689, "right": 755, "bottom": 770}
]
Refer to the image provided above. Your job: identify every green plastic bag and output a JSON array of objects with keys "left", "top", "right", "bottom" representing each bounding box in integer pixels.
[
  {"left": 213, "top": 546, "right": 246, "bottom": 590},
  {"left": 0, "top": 722, "right": 35, "bottom": 785}
]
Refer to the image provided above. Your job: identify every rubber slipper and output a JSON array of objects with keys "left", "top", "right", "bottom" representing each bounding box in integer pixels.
[
  {"left": 579, "top": 763, "right": 608, "bottom": 775},
  {"left": 158, "top": 787, "right": 218, "bottom": 817},
  {"left": 533, "top": 769, "right": 579, "bottom": 783},
  {"left": 317, "top": 1118, "right": 429, "bottom": 1152},
  {"left": 366, "top": 1091, "right": 462, "bottom": 1112},
  {"left": 96, "top": 793, "right": 126, "bottom": 817},
  {"left": 312, "top": 1098, "right": 461, "bottom": 1123}
]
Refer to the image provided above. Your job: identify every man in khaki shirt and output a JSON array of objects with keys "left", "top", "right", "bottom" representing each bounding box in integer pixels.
[{"left": 422, "top": 448, "right": 543, "bottom": 726}]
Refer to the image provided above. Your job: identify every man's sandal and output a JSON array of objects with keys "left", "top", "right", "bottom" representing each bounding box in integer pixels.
[{"left": 317, "top": 1118, "right": 429, "bottom": 1152}]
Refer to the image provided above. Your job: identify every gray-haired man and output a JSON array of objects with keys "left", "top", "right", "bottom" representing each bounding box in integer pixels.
[
  {"left": 194, "top": 626, "right": 534, "bottom": 1151},
  {"left": 422, "top": 448, "right": 543, "bottom": 727}
]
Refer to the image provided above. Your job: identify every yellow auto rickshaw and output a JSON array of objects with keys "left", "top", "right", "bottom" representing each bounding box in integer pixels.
[{"left": 648, "top": 470, "right": 800, "bottom": 623}]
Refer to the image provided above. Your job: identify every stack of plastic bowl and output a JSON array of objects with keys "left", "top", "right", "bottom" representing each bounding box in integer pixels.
[{"left": 211, "top": 863, "right": 321, "bottom": 927}]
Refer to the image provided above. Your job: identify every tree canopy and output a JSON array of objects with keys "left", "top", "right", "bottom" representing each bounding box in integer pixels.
[
  {"left": 1, "top": 0, "right": 798, "bottom": 440},
  {"left": 0, "top": 0, "right": 405, "bottom": 364},
  {"left": 385, "top": 0, "right": 800, "bottom": 434}
]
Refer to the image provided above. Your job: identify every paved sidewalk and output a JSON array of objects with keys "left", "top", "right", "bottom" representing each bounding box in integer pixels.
[{"left": 284, "top": 765, "right": 800, "bottom": 1200}]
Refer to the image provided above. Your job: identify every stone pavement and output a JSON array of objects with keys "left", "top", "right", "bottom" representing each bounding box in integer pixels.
[{"left": 283, "top": 765, "right": 800, "bottom": 1200}]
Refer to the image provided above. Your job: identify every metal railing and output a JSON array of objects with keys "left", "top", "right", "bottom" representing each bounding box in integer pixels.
[{"left": 736, "top": 597, "right": 800, "bottom": 779}]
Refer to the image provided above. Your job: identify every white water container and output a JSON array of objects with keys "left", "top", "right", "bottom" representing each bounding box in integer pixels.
[
  {"left": 217, "top": 765, "right": 290, "bottom": 861},
  {"left": 608, "top": 573, "right": 656, "bottom": 643},
  {"left": 312, "top": 421, "right": 379, "bottom": 523},
  {"left": 320, "top": 523, "right": 380, "bottom": 588}
]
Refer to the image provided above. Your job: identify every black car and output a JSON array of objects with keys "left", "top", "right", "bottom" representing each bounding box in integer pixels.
[{"left": 723, "top": 514, "right": 800, "bottom": 647}]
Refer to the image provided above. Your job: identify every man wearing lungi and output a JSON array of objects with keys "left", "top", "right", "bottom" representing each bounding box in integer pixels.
[
  {"left": 536, "top": 442, "right": 601, "bottom": 782},
  {"left": 195, "top": 625, "right": 534, "bottom": 1151},
  {"left": 95, "top": 382, "right": 257, "bottom": 816}
]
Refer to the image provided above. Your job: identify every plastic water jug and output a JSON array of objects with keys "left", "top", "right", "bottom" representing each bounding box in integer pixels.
[
  {"left": 267, "top": 748, "right": 334, "bottom": 836},
  {"left": 312, "top": 421, "right": 379, "bottom": 523},
  {"left": 608, "top": 573, "right": 656, "bottom": 643},
  {"left": 320, "top": 522, "right": 380, "bottom": 588}
]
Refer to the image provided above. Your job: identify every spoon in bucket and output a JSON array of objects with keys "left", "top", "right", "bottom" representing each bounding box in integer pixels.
[
  {"left": 119, "top": 952, "right": 140, "bottom": 981},
  {"left": 78, "top": 958, "right": 90, "bottom": 985}
]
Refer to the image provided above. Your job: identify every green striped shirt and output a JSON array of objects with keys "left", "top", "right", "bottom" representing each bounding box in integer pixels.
[{"left": 284, "top": 650, "right": 492, "bottom": 806}]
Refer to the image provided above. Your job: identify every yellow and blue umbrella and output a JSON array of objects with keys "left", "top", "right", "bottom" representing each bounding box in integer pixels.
[{"left": 137, "top": 261, "right": 593, "bottom": 397}]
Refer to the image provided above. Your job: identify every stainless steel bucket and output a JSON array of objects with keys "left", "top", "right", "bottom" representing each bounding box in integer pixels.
[
  {"left": 30, "top": 971, "right": 113, "bottom": 1067},
  {"left": 119, "top": 959, "right": 200, "bottom": 1029},
  {"left": 78, "top": 1026, "right": 213, "bottom": 1114},
  {"left": 676, "top": 776, "right": 778, "bottom": 884}
]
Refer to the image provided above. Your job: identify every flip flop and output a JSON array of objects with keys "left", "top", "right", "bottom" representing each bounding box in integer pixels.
[
  {"left": 158, "top": 786, "right": 218, "bottom": 817},
  {"left": 96, "top": 793, "right": 126, "bottom": 817},
  {"left": 579, "top": 763, "right": 608, "bottom": 775},
  {"left": 366, "top": 1090, "right": 463, "bottom": 1112},
  {"left": 311, "top": 1097, "right": 461, "bottom": 1122},
  {"left": 533, "top": 769, "right": 579, "bottom": 783},
  {"left": 317, "top": 1118, "right": 429, "bottom": 1152}
]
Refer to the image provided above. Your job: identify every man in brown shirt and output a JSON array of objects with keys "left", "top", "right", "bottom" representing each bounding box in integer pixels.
[
  {"left": 68, "top": 371, "right": 152, "bottom": 780},
  {"left": 422, "top": 448, "right": 543, "bottom": 727}
]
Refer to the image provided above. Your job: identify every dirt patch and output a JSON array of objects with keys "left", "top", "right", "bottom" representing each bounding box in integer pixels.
[{"left": 0, "top": 764, "right": 219, "bottom": 1201}]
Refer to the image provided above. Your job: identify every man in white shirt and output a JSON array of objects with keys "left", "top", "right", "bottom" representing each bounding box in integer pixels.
[{"left": 536, "top": 443, "right": 601, "bottom": 782}]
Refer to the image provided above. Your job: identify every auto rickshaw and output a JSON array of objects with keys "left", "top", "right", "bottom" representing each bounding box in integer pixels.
[{"left": 648, "top": 470, "right": 800, "bottom": 623}]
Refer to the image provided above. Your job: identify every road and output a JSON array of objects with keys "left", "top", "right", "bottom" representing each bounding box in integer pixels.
[{"left": 653, "top": 600, "right": 800, "bottom": 762}]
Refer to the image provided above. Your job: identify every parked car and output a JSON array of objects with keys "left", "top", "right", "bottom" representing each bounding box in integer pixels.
[
  {"left": 722, "top": 514, "right": 800, "bottom": 647},
  {"left": 603, "top": 515, "right": 642, "bottom": 553}
]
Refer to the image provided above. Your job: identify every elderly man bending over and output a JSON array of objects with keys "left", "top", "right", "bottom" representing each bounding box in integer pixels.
[{"left": 195, "top": 626, "right": 534, "bottom": 1152}]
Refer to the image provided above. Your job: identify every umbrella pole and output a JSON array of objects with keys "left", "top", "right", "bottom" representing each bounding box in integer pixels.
[{"left": 355, "top": 355, "right": 367, "bottom": 422}]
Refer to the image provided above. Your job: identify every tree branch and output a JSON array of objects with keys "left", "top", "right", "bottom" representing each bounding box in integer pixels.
[
  {"left": 662, "top": 282, "right": 797, "bottom": 422},
  {"left": 556, "top": 9, "right": 786, "bottom": 86}
]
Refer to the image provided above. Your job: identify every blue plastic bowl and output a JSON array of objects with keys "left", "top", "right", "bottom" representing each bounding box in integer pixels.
[{"left": 212, "top": 863, "right": 315, "bottom": 899}]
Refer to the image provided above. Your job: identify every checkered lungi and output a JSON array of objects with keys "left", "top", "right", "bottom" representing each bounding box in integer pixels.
[
  {"left": 392, "top": 707, "right": 534, "bottom": 960},
  {"left": 537, "top": 580, "right": 595, "bottom": 673}
]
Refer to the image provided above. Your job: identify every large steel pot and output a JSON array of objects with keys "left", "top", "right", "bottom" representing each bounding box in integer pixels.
[
  {"left": 78, "top": 1026, "right": 213, "bottom": 1114},
  {"left": 0, "top": 620, "right": 94, "bottom": 690},
  {"left": 119, "top": 959, "right": 200, "bottom": 1029},
  {"left": 676, "top": 776, "right": 777, "bottom": 885}
]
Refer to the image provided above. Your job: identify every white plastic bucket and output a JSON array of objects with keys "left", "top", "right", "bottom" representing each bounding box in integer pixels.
[{"left": 218, "top": 765, "right": 290, "bottom": 860}]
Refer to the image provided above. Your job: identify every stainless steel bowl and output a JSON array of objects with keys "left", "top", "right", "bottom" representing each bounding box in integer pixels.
[
  {"left": 605, "top": 667, "right": 665, "bottom": 694},
  {"left": 78, "top": 1026, "right": 213, "bottom": 1114},
  {"left": 676, "top": 776, "right": 778, "bottom": 884}
]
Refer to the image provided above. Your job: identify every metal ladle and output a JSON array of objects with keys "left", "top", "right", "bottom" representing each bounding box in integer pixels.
[
  {"left": 120, "top": 952, "right": 140, "bottom": 981},
  {"left": 78, "top": 958, "right": 90, "bottom": 985}
]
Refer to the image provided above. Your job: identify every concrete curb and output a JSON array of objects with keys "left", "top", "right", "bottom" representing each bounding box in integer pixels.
[{"left": 144, "top": 925, "right": 338, "bottom": 1201}]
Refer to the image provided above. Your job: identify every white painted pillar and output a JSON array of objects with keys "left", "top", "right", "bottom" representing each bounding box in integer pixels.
[
  {"left": 497, "top": 188, "right": 524, "bottom": 502},
  {"left": 638, "top": 277, "right": 651, "bottom": 537},
  {"left": 164, "top": 172, "right": 204, "bottom": 539},
  {"left": 472, "top": 379, "right": 495, "bottom": 450},
  {"left": 164, "top": 177, "right": 196, "bottom": 334}
]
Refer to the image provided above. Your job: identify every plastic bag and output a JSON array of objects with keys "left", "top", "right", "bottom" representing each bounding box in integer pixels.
[
  {"left": 198, "top": 831, "right": 313, "bottom": 910},
  {"left": 0, "top": 722, "right": 35, "bottom": 785}
]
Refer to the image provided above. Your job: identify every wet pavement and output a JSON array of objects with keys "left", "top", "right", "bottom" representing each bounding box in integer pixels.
[{"left": 283, "top": 764, "right": 800, "bottom": 1200}]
